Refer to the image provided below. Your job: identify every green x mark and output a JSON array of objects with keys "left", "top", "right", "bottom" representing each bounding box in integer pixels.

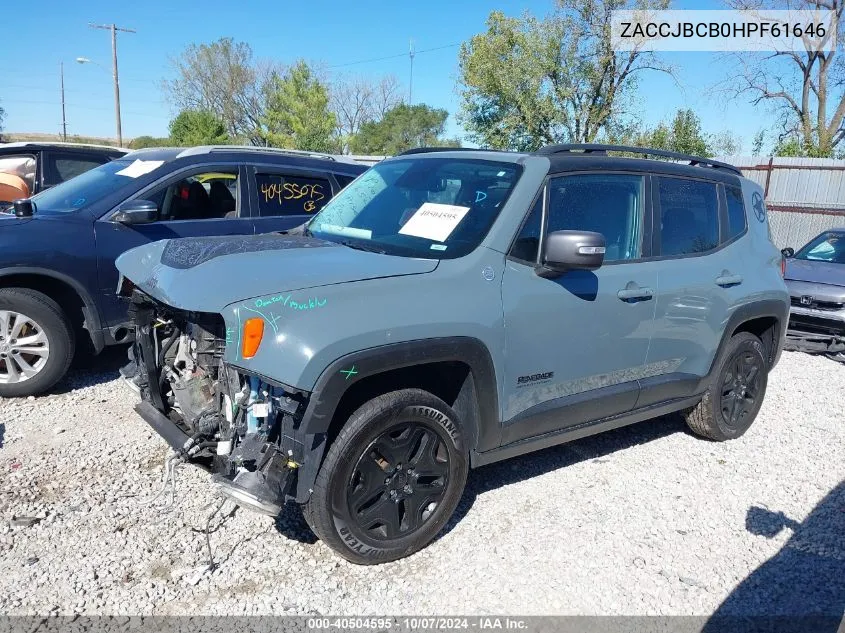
[{"left": 340, "top": 365, "right": 358, "bottom": 380}]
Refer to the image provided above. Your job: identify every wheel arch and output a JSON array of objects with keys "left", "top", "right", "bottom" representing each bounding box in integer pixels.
[
  {"left": 300, "top": 336, "right": 501, "bottom": 456},
  {"left": 0, "top": 268, "right": 105, "bottom": 352},
  {"left": 710, "top": 299, "right": 789, "bottom": 375}
]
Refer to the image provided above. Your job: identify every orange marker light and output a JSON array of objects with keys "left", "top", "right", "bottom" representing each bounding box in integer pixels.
[{"left": 241, "top": 318, "right": 265, "bottom": 359}]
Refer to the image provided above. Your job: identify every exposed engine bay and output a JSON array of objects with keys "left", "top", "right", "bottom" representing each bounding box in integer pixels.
[{"left": 123, "top": 290, "right": 313, "bottom": 517}]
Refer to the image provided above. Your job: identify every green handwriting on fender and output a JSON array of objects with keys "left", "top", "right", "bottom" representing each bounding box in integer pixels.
[{"left": 253, "top": 294, "right": 328, "bottom": 311}]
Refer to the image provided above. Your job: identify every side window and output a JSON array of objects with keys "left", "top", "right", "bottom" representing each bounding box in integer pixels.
[
  {"left": 255, "top": 173, "right": 331, "bottom": 217},
  {"left": 547, "top": 174, "right": 644, "bottom": 262},
  {"left": 510, "top": 195, "right": 543, "bottom": 263},
  {"left": 724, "top": 185, "right": 747, "bottom": 241},
  {"left": 334, "top": 174, "right": 355, "bottom": 189},
  {"left": 0, "top": 154, "right": 37, "bottom": 195},
  {"left": 44, "top": 152, "right": 107, "bottom": 186},
  {"left": 658, "top": 177, "right": 719, "bottom": 256},
  {"left": 143, "top": 170, "right": 240, "bottom": 221}
]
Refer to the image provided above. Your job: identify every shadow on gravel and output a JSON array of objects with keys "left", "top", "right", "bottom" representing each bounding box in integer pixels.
[
  {"left": 704, "top": 481, "right": 845, "bottom": 633},
  {"left": 442, "top": 412, "right": 688, "bottom": 538},
  {"left": 274, "top": 504, "right": 318, "bottom": 545},
  {"left": 49, "top": 344, "right": 131, "bottom": 395},
  {"left": 0, "top": 422, "right": 4, "bottom": 448}
]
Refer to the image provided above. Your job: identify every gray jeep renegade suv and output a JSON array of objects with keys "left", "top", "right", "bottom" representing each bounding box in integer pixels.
[{"left": 117, "top": 144, "right": 789, "bottom": 564}]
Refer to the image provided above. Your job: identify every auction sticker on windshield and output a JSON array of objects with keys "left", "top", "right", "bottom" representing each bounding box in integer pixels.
[
  {"left": 115, "top": 160, "right": 165, "bottom": 178},
  {"left": 398, "top": 202, "right": 470, "bottom": 242}
]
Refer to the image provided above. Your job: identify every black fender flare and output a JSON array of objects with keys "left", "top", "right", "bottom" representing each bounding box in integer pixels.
[
  {"left": 0, "top": 267, "right": 105, "bottom": 352},
  {"left": 300, "top": 336, "right": 501, "bottom": 453},
  {"left": 709, "top": 298, "right": 790, "bottom": 375}
]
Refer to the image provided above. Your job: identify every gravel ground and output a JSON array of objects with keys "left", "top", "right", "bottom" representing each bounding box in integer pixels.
[{"left": 0, "top": 349, "right": 843, "bottom": 617}]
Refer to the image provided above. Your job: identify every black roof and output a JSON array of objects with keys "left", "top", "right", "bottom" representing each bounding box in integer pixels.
[
  {"left": 0, "top": 142, "right": 126, "bottom": 157},
  {"left": 398, "top": 143, "right": 744, "bottom": 185}
]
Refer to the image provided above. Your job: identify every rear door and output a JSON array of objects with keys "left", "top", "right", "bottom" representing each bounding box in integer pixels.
[
  {"left": 500, "top": 172, "right": 660, "bottom": 445},
  {"left": 640, "top": 175, "right": 749, "bottom": 405},
  {"left": 248, "top": 166, "right": 336, "bottom": 234},
  {"left": 93, "top": 164, "right": 253, "bottom": 328}
]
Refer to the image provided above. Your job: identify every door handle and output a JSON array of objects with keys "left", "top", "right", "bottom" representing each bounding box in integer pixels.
[
  {"left": 715, "top": 273, "right": 743, "bottom": 287},
  {"left": 617, "top": 285, "right": 654, "bottom": 301}
]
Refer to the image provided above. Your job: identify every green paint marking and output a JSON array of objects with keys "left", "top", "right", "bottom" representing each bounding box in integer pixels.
[{"left": 340, "top": 365, "right": 358, "bottom": 380}]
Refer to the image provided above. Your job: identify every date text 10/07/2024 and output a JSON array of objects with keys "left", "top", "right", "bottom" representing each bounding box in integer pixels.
[{"left": 306, "top": 617, "right": 529, "bottom": 630}]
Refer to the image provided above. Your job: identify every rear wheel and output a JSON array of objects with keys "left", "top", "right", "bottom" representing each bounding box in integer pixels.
[
  {"left": 684, "top": 331, "right": 768, "bottom": 441},
  {"left": 0, "top": 288, "right": 75, "bottom": 398},
  {"left": 303, "top": 388, "right": 468, "bottom": 564}
]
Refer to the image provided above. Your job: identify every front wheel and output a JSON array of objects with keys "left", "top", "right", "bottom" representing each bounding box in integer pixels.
[
  {"left": 0, "top": 288, "right": 75, "bottom": 398},
  {"left": 303, "top": 388, "right": 468, "bottom": 564}
]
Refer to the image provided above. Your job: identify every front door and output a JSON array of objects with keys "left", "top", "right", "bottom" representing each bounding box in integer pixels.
[
  {"left": 500, "top": 173, "right": 659, "bottom": 445},
  {"left": 94, "top": 165, "right": 253, "bottom": 329}
]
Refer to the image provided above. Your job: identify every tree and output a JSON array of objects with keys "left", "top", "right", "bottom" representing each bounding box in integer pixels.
[
  {"left": 751, "top": 130, "right": 766, "bottom": 156},
  {"left": 458, "top": 0, "right": 670, "bottom": 151},
  {"left": 632, "top": 109, "right": 740, "bottom": 157},
  {"left": 725, "top": 0, "right": 845, "bottom": 157},
  {"left": 128, "top": 136, "right": 171, "bottom": 149},
  {"left": 348, "top": 104, "right": 459, "bottom": 155},
  {"left": 331, "top": 74, "right": 402, "bottom": 139},
  {"left": 261, "top": 61, "right": 338, "bottom": 152},
  {"left": 163, "top": 38, "right": 275, "bottom": 143},
  {"left": 0, "top": 103, "right": 5, "bottom": 141},
  {"left": 169, "top": 109, "right": 229, "bottom": 146}
]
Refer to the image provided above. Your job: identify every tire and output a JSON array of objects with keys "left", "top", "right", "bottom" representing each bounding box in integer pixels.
[
  {"left": 0, "top": 288, "right": 75, "bottom": 398},
  {"left": 303, "top": 388, "right": 469, "bottom": 565},
  {"left": 684, "top": 331, "right": 768, "bottom": 441}
]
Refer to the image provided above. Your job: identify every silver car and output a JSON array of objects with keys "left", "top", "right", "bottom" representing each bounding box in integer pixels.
[{"left": 783, "top": 229, "right": 845, "bottom": 362}]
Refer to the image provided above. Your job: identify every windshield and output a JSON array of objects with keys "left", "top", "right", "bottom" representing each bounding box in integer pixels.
[
  {"left": 23, "top": 159, "right": 149, "bottom": 214},
  {"left": 795, "top": 232, "right": 845, "bottom": 264},
  {"left": 308, "top": 157, "right": 523, "bottom": 258}
]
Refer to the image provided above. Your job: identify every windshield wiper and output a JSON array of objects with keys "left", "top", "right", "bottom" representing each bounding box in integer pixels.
[{"left": 337, "top": 239, "right": 387, "bottom": 255}]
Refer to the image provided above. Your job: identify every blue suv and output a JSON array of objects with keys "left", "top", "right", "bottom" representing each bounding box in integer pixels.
[{"left": 0, "top": 146, "right": 366, "bottom": 397}]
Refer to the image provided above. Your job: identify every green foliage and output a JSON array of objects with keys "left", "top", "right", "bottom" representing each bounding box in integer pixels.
[
  {"left": 128, "top": 136, "right": 171, "bottom": 149},
  {"left": 168, "top": 110, "right": 229, "bottom": 146},
  {"left": 348, "top": 104, "right": 459, "bottom": 155},
  {"left": 751, "top": 130, "right": 766, "bottom": 156},
  {"left": 457, "top": 0, "right": 670, "bottom": 150},
  {"left": 261, "top": 61, "right": 338, "bottom": 152},
  {"left": 632, "top": 109, "right": 740, "bottom": 157},
  {"left": 163, "top": 38, "right": 270, "bottom": 144}
]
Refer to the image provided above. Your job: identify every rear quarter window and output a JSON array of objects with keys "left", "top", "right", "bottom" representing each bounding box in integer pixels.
[{"left": 725, "top": 185, "right": 747, "bottom": 241}]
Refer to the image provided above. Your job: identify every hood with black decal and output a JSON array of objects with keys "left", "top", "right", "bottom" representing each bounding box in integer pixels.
[{"left": 115, "top": 233, "right": 439, "bottom": 312}]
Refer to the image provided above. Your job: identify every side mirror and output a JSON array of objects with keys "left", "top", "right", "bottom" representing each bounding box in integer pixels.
[
  {"left": 539, "top": 230, "right": 606, "bottom": 276},
  {"left": 112, "top": 199, "right": 158, "bottom": 225},
  {"left": 781, "top": 247, "right": 794, "bottom": 258},
  {"left": 13, "top": 198, "right": 35, "bottom": 218}
]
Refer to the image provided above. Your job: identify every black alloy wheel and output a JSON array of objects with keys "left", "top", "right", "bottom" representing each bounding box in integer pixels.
[
  {"left": 719, "top": 350, "right": 763, "bottom": 429},
  {"left": 347, "top": 423, "right": 450, "bottom": 540}
]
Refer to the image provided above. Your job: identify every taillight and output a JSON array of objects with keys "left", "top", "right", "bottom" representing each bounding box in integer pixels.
[
  {"left": 241, "top": 318, "right": 265, "bottom": 358},
  {"left": 780, "top": 255, "right": 786, "bottom": 278}
]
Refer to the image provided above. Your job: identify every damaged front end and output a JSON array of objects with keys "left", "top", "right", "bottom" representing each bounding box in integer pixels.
[{"left": 122, "top": 290, "right": 314, "bottom": 516}]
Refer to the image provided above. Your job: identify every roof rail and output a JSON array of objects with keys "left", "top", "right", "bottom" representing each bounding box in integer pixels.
[
  {"left": 176, "top": 145, "right": 339, "bottom": 161},
  {"left": 537, "top": 144, "right": 742, "bottom": 176},
  {"left": 1, "top": 141, "right": 129, "bottom": 152},
  {"left": 397, "top": 147, "right": 491, "bottom": 156}
]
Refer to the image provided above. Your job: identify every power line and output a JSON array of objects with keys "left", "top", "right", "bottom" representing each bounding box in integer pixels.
[
  {"left": 327, "top": 42, "right": 460, "bottom": 69},
  {"left": 0, "top": 98, "right": 166, "bottom": 119}
]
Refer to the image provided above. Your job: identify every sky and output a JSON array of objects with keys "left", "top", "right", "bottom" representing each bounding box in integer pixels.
[{"left": 0, "top": 0, "right": 775, "bottom": 153}]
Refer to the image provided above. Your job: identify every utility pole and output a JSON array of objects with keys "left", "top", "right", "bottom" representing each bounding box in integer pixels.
[
  {"left": 408, "top": 39, "right": 415, "bottom": 105},
  {"left": 89, "top": 23, "right": 135, "bottom": 147},
  {"left": 60, "top": 61, "right": 67, "bottom": 141}
]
